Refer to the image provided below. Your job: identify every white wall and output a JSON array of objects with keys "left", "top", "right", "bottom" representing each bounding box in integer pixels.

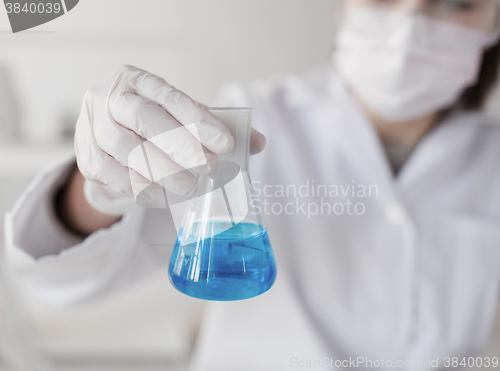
[{"left": 0, "top": 0, "right": 338, "bottom": 144}]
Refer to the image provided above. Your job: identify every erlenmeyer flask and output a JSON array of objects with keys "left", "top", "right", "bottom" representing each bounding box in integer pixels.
[{"left": 168, "top": 108, "right": 276, "bottom": 301}]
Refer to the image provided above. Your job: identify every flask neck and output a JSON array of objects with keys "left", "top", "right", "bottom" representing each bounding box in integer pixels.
[{"left": 208, "top": 108, "right": 252, "bottom": 172}]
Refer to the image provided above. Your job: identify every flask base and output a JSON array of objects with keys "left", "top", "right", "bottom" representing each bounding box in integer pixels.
[
  {"left": 169, "top": 274, "right": 274, "bottom": 301},
  {"left": 168, "top": 223, "right": 276, "bottom": 301}
]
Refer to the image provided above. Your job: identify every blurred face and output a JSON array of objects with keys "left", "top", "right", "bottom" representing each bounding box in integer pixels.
[
  {"left": 348, "top": 0, "right": 498, "bottom": 32},
  {"left": 334, "top": 0, "right": 500, "bottom": 123}
]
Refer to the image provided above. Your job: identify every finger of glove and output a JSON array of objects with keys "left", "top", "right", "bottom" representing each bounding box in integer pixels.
[
  {"left": 132, "top": 73, "right": 234, "bottom": 154},
  {"left": 109, "top": 87, "right": 218, "bottom": 175},
  {"left": 75, "top": 134, "right": 134, "bottom": 196},
  {"left": 128, "top": 164, "right": 196, "bottom": 200},
  {"left": 75, "top": 105, "right": 135, "bottom": 196},
  {"left": 79, "top": 77, "right": 198, "bottom": 198},
  {"left": 92, "top": 116, "right": 198, "bottom": 197},
  {"left": 128, "top": 139, "right": 198, "bottom": 197},
  {"left": 78, "top": 135, "right": 196, "bottom": 199}
]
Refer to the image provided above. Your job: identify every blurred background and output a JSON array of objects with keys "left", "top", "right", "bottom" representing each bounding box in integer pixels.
[{"left": 0, "top": 0, "right": 499, "bottom": 370}]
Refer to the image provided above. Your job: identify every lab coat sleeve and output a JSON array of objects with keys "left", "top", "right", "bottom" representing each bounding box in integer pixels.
[{"left": 3, "top": 153, "right": 152, "bottom": 308}]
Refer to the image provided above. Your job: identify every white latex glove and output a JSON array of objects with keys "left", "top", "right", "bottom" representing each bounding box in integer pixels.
[{"left": 75, "top": 65, "right": 265, "bottom": 216}]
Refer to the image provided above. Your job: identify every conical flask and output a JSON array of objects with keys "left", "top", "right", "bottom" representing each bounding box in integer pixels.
[{"left": 168, "top": 108, "right": 276, "bottom": 301}]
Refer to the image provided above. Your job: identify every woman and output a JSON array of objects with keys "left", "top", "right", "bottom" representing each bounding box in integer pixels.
[{"left": 5, "top": 0, "right": 500, "bottom": 369}]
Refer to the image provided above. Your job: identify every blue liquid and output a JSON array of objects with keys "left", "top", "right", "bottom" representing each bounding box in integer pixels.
[{"left": 169, "top": 222, "right": 276, "bottom": 301}]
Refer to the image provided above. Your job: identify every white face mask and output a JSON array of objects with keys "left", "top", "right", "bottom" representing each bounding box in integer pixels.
[{"left": 332, "top": 5, "right": 496, "bottom": 123}]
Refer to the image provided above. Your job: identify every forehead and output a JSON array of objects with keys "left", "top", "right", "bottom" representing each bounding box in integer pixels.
[
  {"left": 346, "top": 0, "right": 426, "bottom": 4},
  {"left": 347, "top": 0, "right": 493, "bottom": 6},
  {"left": 343, "top": 0, "right": 499, "bottom": 32}
]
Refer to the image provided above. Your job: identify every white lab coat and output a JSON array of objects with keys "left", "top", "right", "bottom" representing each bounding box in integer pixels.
[{"left": 4, "top": 66, "right": 500, "bottom": 370}]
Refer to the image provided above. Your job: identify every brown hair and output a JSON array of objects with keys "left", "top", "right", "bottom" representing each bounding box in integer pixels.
[{"left": 453, "top": 38, "right": 500, "bottom": 111}]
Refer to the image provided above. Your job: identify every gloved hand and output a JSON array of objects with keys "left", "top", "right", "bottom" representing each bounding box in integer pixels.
[{"left": 75, "top": 65, "right": 266, "bottom": 216}]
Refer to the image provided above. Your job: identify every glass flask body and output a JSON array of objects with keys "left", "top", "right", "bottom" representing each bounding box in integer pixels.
[{"left": 168, "top": 108, "right": 276, "bottom": 301}]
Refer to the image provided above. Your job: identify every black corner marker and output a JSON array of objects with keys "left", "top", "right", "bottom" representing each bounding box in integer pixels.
[
  {"left": 64, "top": 0, "right": 78, "bottom": 12},
  {"left": 5, "top": 0, "right": 79, "bottom": 33}
]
